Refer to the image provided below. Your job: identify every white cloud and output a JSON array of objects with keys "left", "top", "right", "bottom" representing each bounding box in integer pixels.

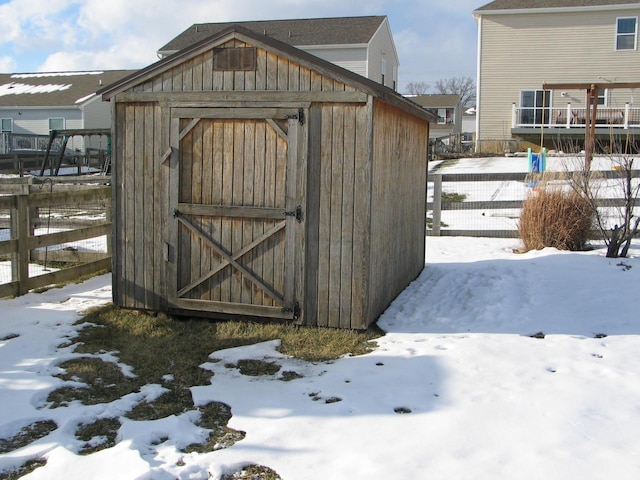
[{"left": 0, "top": 56, "right": 17, "bottom": 73}]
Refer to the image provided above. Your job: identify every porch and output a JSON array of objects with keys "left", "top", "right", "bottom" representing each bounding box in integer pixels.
[{"left": 512, "top": 103, "right": 640, "bottom": 130}]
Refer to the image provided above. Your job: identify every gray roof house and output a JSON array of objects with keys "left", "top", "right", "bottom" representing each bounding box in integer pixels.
[
  {"left": 158, "top": 16, "right": 400, "bottom": 90},
  {"left": 0, "top": 70, "right": 134, "bottom": 153},
  {"left": 410, "top": 94, "right": 463, "bottom": 140},
  {"left": 474, "top": 0, "right": 640, "bottom": 152}
]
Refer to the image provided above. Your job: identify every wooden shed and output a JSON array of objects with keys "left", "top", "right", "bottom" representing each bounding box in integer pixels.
[{"left": 100, "top": 25, "right": 431, "bottom": 330}]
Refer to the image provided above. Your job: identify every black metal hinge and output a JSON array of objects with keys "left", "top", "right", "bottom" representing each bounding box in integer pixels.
[
  {"left": 284, "top": 205, "right": 303, "bottom": 223},
  {"left": 285, "top": 108, "right": 305, "bottom": 125},
  {"left": 283, "top": 302, "right": 300, "bottom": 320}
]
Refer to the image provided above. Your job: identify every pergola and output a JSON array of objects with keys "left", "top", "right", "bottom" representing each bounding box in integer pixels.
[{"left": 542, "top": 82, "right": 640, "bottom": 168}]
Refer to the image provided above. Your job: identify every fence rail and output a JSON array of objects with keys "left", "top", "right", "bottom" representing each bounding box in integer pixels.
[
  {"left": 0, "top": 185, "right": 112, "bottom": 298},
  {"left": 427, "top": 170, "right": 640, "bottom": 238}
]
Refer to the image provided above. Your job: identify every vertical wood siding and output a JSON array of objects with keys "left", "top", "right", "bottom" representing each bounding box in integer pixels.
[
  {"left": 368, "top": 99, "right": 428, "bottom": 322},
  {"left": 114, "top": 37, "right": 427, "bottom": 329}
]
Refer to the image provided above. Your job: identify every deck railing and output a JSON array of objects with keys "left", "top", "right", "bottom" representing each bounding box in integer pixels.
[{"left": 511, "top": 103, "right": 640, "bottom": 129}]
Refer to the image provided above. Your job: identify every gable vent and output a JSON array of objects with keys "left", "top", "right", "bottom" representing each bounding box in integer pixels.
[{"left": 213, "top": 47, "right": 257, "bottom": 71}]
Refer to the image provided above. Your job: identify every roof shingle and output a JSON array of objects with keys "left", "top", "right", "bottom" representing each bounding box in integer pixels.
[
  {"left": 158, "top": 16, "right": 387, "bottom": 54},
  {"left": 475, "top": 0, "right": 640, "bottom": 12}
]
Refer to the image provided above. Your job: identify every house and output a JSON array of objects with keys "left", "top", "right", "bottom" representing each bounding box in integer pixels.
[
  {"left": 157, "top": 16, "right": 400, "bottom": 90},
  {"left": 409, "top": 94, "right": 462, "bottom": 140},
  {"left": 474, "top": 0, "right": 640, "bottom": 152},
  {"left": 0, "top": 70, "right": 134, "bottom": 154},
  {"left": 100, "top": 25, "right": 431, "bottom": 330}
]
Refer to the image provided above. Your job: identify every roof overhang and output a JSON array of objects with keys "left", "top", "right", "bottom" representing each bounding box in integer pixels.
[{"left": 474, "top": 3, "right": 640, "bottom": 17}]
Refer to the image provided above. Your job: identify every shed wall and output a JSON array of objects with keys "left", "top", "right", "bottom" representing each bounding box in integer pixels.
[{"left": 368, "top": 99, "right": 428, "bottom": 322}]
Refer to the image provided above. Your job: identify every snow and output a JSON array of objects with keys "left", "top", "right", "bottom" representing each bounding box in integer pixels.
[{"left": 1, "top": 155, "right": 639, "bottom": 479}]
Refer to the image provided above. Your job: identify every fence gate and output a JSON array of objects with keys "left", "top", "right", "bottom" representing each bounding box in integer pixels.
[{"left": 167, "top": 107, "right": 306, "bottom": 321}]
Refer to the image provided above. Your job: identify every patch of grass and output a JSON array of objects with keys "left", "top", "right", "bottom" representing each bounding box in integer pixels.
[
  {"left": 0, "top": 458, "right": 47, "bottom": 480},
  {"left": 279, "top": 370, "right": 303, "bottom": 381},
  {"left": 229, "top": 359, "right": 281, "bottom": 376},
  {"left": 0, "top": 420, "right": 57, "bottom": 453},
  {"left": 220, "top": 464, "right": 282, "bottom": 480},
  {"left": 47, "top": 357, "right": 138, "bottom": 407},
  {"left": 182, "top": 402, "right": 246, "bottom": 453},
  {"left": 126, "top": 388, "right": 194, "bottom": 421},
  {"left": 76, "top": 417, "right": 121, "bottom": 455},
  {"left": 441, "top": 191, "right": 467, "bottom": 203},
  {"left": 44, "top": 305, "right": 380, "bottom": 459}
]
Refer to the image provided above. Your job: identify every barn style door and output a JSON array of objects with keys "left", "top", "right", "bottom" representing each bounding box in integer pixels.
[{"left": 167, "top": 107, "right": 306, "bottom": 321}]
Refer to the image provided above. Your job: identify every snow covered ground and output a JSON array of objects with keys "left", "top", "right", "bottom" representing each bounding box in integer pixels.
[{"left": 1, "top": 234, "right": 639, "bottom": 479}]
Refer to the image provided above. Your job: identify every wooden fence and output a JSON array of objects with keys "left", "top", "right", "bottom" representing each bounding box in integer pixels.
[
  {"left": 0, "top": 183, "right": 111, "bottom": 298},
  {"left": 427, "top": 170, "right": 640, "bottom": 238}
]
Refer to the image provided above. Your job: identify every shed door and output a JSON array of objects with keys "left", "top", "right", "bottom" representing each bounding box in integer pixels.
[{"left": 167, "top": 108, "right": 306, "bottom": 321}]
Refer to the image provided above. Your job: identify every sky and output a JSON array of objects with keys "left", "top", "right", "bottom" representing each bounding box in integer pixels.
[{"left": 0, "top": 0, "right": 488, "bottom": 93}]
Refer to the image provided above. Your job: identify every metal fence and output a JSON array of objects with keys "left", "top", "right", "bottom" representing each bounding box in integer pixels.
[{"left": 427, "top": 170, "right": 640, "bottom": 238}]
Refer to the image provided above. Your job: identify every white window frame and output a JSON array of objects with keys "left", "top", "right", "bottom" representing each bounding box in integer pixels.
[
  {"left": 616, "top": 17, "right": 637, "bottom": 51},
  {"left": 381, "top": 58, "right": 386, "bottom": 86},
  {"left": 1, "top": 118, "right": 13, "bottom": 133},
  {"left": 392, "top": 66, "right": 398, "bottom": 91},
  {"left": 48, "top": 117, "right": 65, "bottom": 132},
  {"left": 437, "top": 108, "right": 454, "bottom": 125}
]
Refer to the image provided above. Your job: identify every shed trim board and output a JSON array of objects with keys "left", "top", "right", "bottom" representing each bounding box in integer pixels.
[{"left": 105, "top": 26, "right": 429, "bottom": 329}]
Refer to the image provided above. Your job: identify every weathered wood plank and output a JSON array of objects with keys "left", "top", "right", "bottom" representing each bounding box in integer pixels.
[
  {"left": 123, "top": 104, "right": 136, "bottom": 307},
  {"left": 252, "top": 120, "right": 266, "bottom": 305},
  {"left": 170, "top": 298, "right": 294, "bottom": 320},
  {"left": 340, "top": 105, "right": 356, "bottom": 329},
  {"left": 328, "top": 105, "right": 344, "bottom": 329},
  {"left": 134, "top": 104, "right": 146, "bottom": 309},
  {"left": 117, "top": 91, "right": 368, "bottom": 104},
  {"left": 172, "top": 108, "right": 299, "bottom": 120},
  {"left": 317, "top": 105, "right": 333, "bottom": 327},
  {"left": 351, "top": 102, "right": 372, "bottom": 329}
]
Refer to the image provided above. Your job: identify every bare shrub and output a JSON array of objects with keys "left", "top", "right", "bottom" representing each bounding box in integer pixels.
[{"left": 519, "top": 186, "right": 594, "bottom": 251}]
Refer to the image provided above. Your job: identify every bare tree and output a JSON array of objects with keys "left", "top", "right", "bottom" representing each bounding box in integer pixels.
[
  {"left": 565, "top": 152, "right": 640, "bottom": 258},
  {"left": 433, "top": 76, "right": 476, "bottom": 108},
  {"left": 404, "top": 81, "right": 430, "bottom": 95}
]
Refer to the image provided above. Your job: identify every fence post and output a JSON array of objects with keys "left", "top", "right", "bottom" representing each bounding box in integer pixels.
[
  {"left": 432, "top": 174, "right": 442, "bottom": 236},
  {"left": 12, "top": 195, "right": 30, "bottom": 295}
]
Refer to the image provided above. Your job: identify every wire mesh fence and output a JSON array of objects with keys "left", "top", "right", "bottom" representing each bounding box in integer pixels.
[
  {"left": 0, "top": 183, "right": 111, "bottom": 297},
  {"left": 427, "top": 169, "right": 640, "bottom": 239}
]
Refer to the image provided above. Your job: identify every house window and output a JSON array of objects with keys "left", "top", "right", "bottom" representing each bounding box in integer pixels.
[
  {"left": 392, "top": 66, "right": 398, "bottom": 91},
  {"left": 616, "top": 17, "right": 637, "bottom": 50},
  {"left": 1, "top": 118, "right": 12, "bottom": 133},
  {"left": 49, "top": 118, "right": 64, "bottom": 132},
  {"left": 437, "top": 108, "right": 454, "bottom": 125},
  {"left": 381, "top": 58, "right": 386, "bottom": 86},
  {"left": 590, "top": 88, "right": 608, "bottom": 106},
  {"left": 519, "top": 89, "right": 551, "bottom": 125}
]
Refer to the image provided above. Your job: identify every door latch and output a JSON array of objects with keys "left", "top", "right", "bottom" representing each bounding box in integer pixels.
[
  {"left": 282, "top": 302, "right": 300, "bottom": 320},
  {"left": 284, "top": 205, "right": 303, "bottom": 223}
]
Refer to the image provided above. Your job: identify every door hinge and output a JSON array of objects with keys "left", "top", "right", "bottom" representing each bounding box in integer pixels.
[
  {"left": 284, "top": 205, "right": 303, "bottom": 223},
  {"left": 283, "top": 302, "right": 300, "bottom": 320},
  {"left": 285, "top": 108, "right": 305, "bottom": 125}
]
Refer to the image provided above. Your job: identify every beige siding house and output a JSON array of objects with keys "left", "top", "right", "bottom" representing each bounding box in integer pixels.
[
  {"left": 157, "top": 16, "right": 400, "bottom": 90},
  {"left": 474, "top": 0, "right": 640, "bottom": 151}
]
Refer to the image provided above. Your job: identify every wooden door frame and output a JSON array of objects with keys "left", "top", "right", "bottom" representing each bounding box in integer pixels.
[{"left": 165, "top": 106, "right": 307, "bottom": 321}]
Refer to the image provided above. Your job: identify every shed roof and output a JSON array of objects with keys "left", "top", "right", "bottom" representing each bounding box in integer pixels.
[
  {"left": 101, "top": 24, "right": 433, "bottom": 122},
  {"left": 0, "top": 70, "right": 135, "bottom": 108},
  {"left": 475, "top": 0, "right": 640, "bottom": 12},
  {"left": 158, "top": 16, "right": 387, "bottom": 56},
  {"left": 409, "top": 94, "right": 461, "bottom": 109}
]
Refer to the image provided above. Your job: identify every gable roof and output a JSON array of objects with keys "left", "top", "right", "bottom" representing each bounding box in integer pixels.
[
  {"left": 0, "top": 70, "right": 135, "bottom": 108},
  {"left": 101, "top": 25, "right": 432, "bottom": 122},
  {"left": 475, "top": 0, "right": 640, "bottom": 12},
  {"left": 158, "top": 16, "right": 387, "bottom": 56}
]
